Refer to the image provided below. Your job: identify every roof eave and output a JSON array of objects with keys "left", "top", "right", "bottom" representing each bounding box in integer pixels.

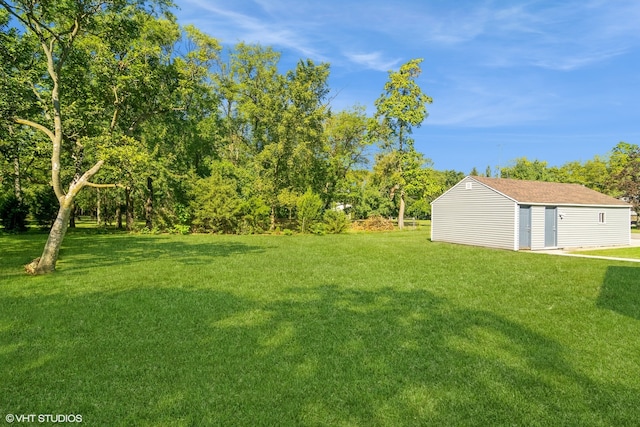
[{"left": 517, "top": 202, "right": 631, "bottom": 208}]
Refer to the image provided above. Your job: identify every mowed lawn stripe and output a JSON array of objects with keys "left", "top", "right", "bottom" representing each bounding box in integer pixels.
[{"left": 1, "top": 230, "right": 638, "bottom": 426}]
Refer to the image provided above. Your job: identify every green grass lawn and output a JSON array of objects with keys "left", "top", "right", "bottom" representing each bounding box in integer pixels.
[
  {"left": 570, "top": 246, "right": 640, "bottom": 260},
  {"left": 1, "top": 230, "right": 639, "bottom": 426}
]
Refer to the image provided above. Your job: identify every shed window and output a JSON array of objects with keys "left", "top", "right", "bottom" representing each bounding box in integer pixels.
[
  {"left": 465, "top": 182, "right": 473, "bottom": 190},
  {"left": 598, "top": 212, "right": 606, "bottom": 224}
]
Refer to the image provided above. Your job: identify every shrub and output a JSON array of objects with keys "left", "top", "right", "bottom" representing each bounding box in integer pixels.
[
  {"left": 190, "top": 162, "right": 270, "bottom": 234},
  {"left": 297, "top": 189, "right": 323, "bottom": 233},
  {"left": 171, "top": 224, "right": 191, "bottom": 235},
  {"left": 323, "top": 210, "right": 350, "bottom": 234},
  {"left": 310, "top": 222, "right": 326, "bottom": 235},
  {"left": 190, "top": 173, "right": 242, "bottom": 233},
  {"left": 0, "top": 195, "right": 29, "bottom": 232},
  {"left": 238, "top": 196, "right": 270, "bottom": 234}
]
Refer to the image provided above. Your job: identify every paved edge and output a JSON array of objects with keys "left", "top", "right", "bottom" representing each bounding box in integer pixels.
[
  {"left": 532, "top": 237, "right": 640, "bottom": 263},
  {"left": 541, "top": 252, "right": 640, "bottom": 263}
]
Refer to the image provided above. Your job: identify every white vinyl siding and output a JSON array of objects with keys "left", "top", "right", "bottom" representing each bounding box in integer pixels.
[
  {"left": 556, "top": 206, "right": 630, "bottom": 248},
  {"left": 431, "top": 176, "right": 631, "bottom": 251},
  {"left": 432, "top": 177, "right": 516, "bottom": 250}
]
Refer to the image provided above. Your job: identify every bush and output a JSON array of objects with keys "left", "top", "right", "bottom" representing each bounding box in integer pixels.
[
  {"left": 0, "top": 195, "right": 29, "bottom": 232},
  {"left": 323, "top": 210, "right": 350, "bottom": 234},
  {"left": 238, "top": 196, "right": 270, "bottom": 234},
  {"left": 171, "top": 224, "right": 191, "bottom": 235},
  {"left": 297, "top": 189, "right": 323, "bottom": 233},
  {"left": 190, "top": 179, "right": 270, "bottom": 234},
  {"left": 190, "top": 173, "right": 242, "bottom": 233}
]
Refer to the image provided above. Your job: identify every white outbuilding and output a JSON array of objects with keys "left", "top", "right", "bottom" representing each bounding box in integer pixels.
[{"left": 431, "top": 176, "right": 631, "bottom": 251}]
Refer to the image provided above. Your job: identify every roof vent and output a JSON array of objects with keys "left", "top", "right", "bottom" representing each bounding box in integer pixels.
[{"left": 465, "top": 182, "right": 473, "bottom": 190}]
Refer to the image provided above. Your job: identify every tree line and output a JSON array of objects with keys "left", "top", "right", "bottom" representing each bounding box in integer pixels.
[
  {"left": 0, "top": 0, "right": 442, "bottom": 273},
  {"left": 470, "top": 142, "right": 640, "bottom": 214},
  {"left": 1, "top": 1, "right": 638, "bottom": 274}
]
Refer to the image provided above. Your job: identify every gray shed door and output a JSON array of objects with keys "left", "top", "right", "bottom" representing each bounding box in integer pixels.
[
  {"left": 544, "top": 207, "right": 557, "bottom": 247},
  {"left": 519, "top": 206, "right": 531, "bottom": 249}
]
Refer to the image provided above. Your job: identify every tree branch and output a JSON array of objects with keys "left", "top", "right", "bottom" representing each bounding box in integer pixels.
[
  {"left": 68, "top": 160, "right": 106, "bottom": 198},
  {"left": 85, "top": 182, "right": 120, "bottom": 189},
  {"left": 79, "top": 160, "right": 105, "bottom": 184},
  {"left": 110, "top": 86, "right": 120, "bottom": 132},
  {"left": 13, "top": 118, "right": 55, "bottom": 143}
]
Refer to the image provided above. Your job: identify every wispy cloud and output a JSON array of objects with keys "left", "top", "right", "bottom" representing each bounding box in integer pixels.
[
  {"left": 428, "top": 93, "right": 548, "bottom": 128},
  {"left": 343, "top": 52, "right": 402, "bottom": 72},
  {"left": 531, "top": 49, "right": 630, "bottom": 71},
  {"left": 178, "top": 0, "right": 461, "bottom": 71},
  {"left": 425, "top": 71, "right": 560, "bottom": 128},
  {"left": 477, "top": 0, "right": 640, "bottom": 71},
  {"left": 179, "top": 0, "right": 640, "bottom": 72},
  {"left": 177, "top": 0, "right": 326, "bottom": 60}
]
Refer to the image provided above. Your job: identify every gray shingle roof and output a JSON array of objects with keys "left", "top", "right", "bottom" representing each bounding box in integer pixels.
[{"left": 470, "top": 176, "right": 630, "bottom": 206}]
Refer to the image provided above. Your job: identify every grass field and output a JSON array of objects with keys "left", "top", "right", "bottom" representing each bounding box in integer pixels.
[
  {"left": 1, "top": 229, "right": 639, "bottom": 426},
  {"left": 570, "top": 246, "right": 640, "bottom": 260}
]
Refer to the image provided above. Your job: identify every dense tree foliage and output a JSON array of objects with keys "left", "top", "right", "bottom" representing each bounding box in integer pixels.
[
  {"left": 0, "top": 0, "right": 394, "bottom": 271},
  {"left": 1, "top": 2, "right": 636, "bottom": 274},
  {"left": 609, "top": 142, "right": 640, "bottom": 214},
  {"left": 371, "top": 59, "right": 432, "bottom": 229},
  {"left": 495, "top": 144, "right": 638, "bottom": 202}
]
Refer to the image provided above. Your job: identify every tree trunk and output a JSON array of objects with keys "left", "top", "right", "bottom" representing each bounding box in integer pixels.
[
  {"left": 13, "top": 155, "right": 21, "bottom": 201},
  {"left": 34, "top": 197, "right": 73, "bottom": 274},
  {"left": 270, "top": 205, "right": 276, "bottom": 231},
  {"left": 126, "top": 187, "right": 134, "bottom": 231},
  {"left": 145, "top": 177, "right": 153, "bottom": 229},
  {"left": 116, "top": 204, "right": 123, "bottom": 229},
  {"left": 69, "top": 202, "right": 76, "bottom": 228},
  {"left": 398, "top": 189, "right": 405, "bottom": 230},
  {"left": 30, "top": 160, "right": 106, "bottom": 274},
  {"left": 96, "top": 188, "right": 101, "bottom": 225}
]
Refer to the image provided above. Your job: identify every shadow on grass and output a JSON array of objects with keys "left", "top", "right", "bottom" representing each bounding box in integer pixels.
[
  {"left": 64, "top": 234, "right": 263, "bottom": 265},
  {"left": 0, "top": 233, "right": 265, "bottom": 279},
  {"left": 1, "top": 283, "right": 637, "bottom": 426},
  {"left": 0, "top": 233, "right": 49, "bottom": 279},
  {"left": 598, "top": 266, "right": 640, "bottom": 320}
]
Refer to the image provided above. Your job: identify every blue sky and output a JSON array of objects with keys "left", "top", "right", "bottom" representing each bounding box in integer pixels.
[{"left": 174, "top": 0, "right": 640, "bottom": 174}]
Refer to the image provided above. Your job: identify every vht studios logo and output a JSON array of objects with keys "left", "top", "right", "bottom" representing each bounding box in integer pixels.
[{"left": 5, "top": 414, "right": 83, "bottom": 423}]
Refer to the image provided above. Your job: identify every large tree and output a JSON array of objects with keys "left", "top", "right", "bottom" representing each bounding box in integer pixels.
[
  {"left": 499, "top": 157, "right": 551, "bottom": 181},
  {"left": 225, "top": 45, "right": 331, "bottom": 229},
  {"left": 372, "top": 58, "right": 432, "bottom": 229},
  {"left": 0, "top": 0, "right": 172, "bottom": 274},
  {"left": 0, "top": 8, "right": 44, "bottom": 202},
  {"left": 323, "top": 106, "right": 371, "bottom": 207},
  {"left": 87, "top": 15, "right": 215, "bottom": 231},
  {"left": 609, "top": 142, "right": 640, "bottom": 215}
]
